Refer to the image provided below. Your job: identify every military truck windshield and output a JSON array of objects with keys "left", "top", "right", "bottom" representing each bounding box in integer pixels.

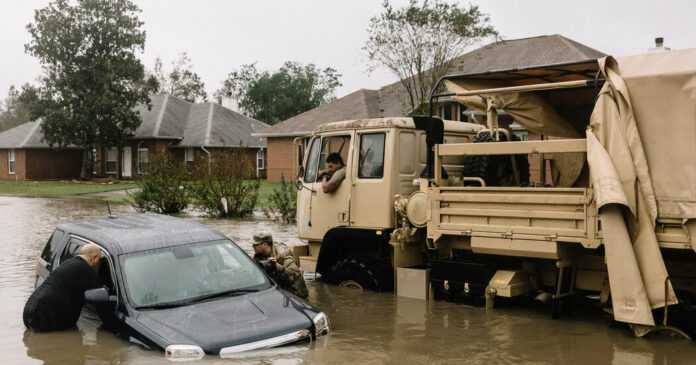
[
  {"left": 120, "top": 240, "right": 270, "bottom": 309},
  {"left": 304, "top": 138, "right": 321, "bottom": 182}
]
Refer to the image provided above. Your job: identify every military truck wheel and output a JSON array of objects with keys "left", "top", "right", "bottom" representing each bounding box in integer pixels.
[{"left": 328, "top": 258, "right": 394, "bottom": 292}]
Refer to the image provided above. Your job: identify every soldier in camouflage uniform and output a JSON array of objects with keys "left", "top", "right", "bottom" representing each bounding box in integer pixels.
[{"left": 252, "top": 232, "right": 309, "bottom": 300}]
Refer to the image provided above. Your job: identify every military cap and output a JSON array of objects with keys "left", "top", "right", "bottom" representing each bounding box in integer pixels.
[{"left": 253, "top": 231, "right": 273, "bottom": 244}]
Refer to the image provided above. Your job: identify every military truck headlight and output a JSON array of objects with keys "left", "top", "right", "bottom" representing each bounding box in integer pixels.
[
  {"left": 165, "top": 344, "right": 204, "bottom": 360},
  {"left": 313, "top": 312, "right": 330, "bottom": 337}
]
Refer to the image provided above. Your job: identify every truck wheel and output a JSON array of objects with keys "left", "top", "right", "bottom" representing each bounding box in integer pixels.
[{"left": 327, "top": 258, "right": 394, "bottom": 292}]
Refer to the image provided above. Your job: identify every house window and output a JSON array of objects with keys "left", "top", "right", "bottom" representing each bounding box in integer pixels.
[
  {"left": 8, "top": 149, "right": 15, "bottom": 174},
  {"left": 439, "top": 103, "right": 452, "bottom": 120},
  {"left": 185, "top": 148, "right": 194, "bottom": 169},
  {"left": 92, "top": 148, "right": 97, "bottom": 174},
  {"left": 105, "top": 148, "right": 117, "bottom": 173},
  {"left": 457, "top": 103, "right": 468, "bottom": 122},
  {"left": 257, "top": 149, "right": 264, "bottom": 170},
  {"left": 138, "top": 142, "right": 149, "bottom": 173}
]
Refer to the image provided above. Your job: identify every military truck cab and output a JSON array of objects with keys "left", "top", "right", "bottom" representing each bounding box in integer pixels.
[{"left": 296, "top": 118, "right": 481, "bottom": 290}]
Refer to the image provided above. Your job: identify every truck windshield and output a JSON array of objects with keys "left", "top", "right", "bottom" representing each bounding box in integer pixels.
[{"left": 120, "top": 240, "right": 270, "bottom": 309}]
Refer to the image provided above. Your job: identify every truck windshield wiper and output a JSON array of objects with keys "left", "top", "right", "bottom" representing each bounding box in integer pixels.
[
  {"left": 136, "top": 300, "right": 195, "bottom": 310},
  {"left": 188, "top": 288, "right": 263, "bottom": 303},
  {"left": 135, "top": 288, "right": 264, "bottom": 310}
]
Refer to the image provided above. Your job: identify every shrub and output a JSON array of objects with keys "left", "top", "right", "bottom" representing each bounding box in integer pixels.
[
  {"left": 129, "top": 154, "right": 190, "bottom": 214},
  {"left": 263, "top": 174, "right": 297, "bottom": 223},
  {"left": 189, "top": 149, "right": 260, "bottom": 217}
]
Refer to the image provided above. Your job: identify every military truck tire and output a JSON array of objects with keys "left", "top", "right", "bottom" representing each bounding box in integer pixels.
[
  {"left": 327, "top": 258, "right": 394, "bottom": 292},
  {"left": 463, "top": 132, "right": 530, "bottom": 186}
]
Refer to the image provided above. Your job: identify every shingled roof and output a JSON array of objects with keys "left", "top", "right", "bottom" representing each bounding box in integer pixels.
[
  {"left": 136, "top": 94, "right": 269, "bottom": 148},
  {"left": 0, "top": 120, "right": 72, "bottom": 149},
  {"left": 255, "top": 34, "right": 607, "bottom": 137},
  {"left": 0, "top": 94, "right": 269, "bottom": 149}
]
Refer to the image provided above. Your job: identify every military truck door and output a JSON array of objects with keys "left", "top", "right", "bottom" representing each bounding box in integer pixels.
[
  {"left": 349, "top": 130, "right": 393, "bottom": 228},
  {"left": 297, "top": 133, "right": 353, "bottom": 241}
]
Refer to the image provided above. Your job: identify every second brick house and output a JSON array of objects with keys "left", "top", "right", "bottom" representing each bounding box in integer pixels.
[{"left": 0, "top": 94, "right": 269, "bottom": 180}]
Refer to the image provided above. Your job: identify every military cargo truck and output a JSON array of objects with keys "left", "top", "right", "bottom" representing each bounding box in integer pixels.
[{"left": 295, "top": 49, "right": 696, "bottom": 337}]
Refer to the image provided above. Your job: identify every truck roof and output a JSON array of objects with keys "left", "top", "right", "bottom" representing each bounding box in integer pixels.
[
  {"left": 313, "top": 117, "right": 483, "bottom": 134},
  {"left": 56, "top": 213, "right": 227, "bottom": 255}
]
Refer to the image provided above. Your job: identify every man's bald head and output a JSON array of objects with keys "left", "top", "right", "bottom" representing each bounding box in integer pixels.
[{"left": 78, "top": 243, "right": 102, "bottom": 270}]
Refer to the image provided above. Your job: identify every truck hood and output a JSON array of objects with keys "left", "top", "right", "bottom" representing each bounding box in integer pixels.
[{"left": 134, "top": 288, "right": 316, "bottom": 354}]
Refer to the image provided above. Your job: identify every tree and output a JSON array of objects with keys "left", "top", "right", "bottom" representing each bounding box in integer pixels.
[
  {"left": 24, "top": 0, "right": 154, "bottom": 179},
  {"left": 214, "top": 61, "right": 341, "bottom": 125},
  {"left": 151, "top": 52, "right": 207, "bottom": 102},
  {"left": 0, "top": 85, "right": 32, "bottom": 132},
  {"left": 364, "top": 0, "right": 498, "bottom": 115}
]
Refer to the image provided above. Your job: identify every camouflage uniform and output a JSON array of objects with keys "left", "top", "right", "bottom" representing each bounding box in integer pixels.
[{"left": 254, "top": 242, "right": 309, "bottom": 300}]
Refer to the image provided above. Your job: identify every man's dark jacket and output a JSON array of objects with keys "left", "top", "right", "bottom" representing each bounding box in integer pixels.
[{"left": 23, "top": 256, "right": 101, "bottom": 332}]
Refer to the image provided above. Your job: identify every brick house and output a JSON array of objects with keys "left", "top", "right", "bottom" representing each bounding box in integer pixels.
[
  {"left": 254, "top": 35, "right": 606, "bottom": 183},
  {"left": 0, "top": 121, "right": 82, "bottom": 180},
  {"left": 0, "top": 94, "right": 268, "bottom": 180}
]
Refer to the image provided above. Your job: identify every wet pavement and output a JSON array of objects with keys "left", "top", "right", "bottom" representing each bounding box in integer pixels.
[{"left": 2, "top": 195, "right": 696, "bottom": 364}]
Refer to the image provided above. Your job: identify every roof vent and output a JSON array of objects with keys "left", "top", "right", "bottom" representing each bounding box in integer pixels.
[{"left": 649, "top": 37, "right": 671, "bottom": 53}]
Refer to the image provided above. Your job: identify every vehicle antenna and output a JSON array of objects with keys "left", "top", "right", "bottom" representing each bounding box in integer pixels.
[{"left": 106, "top": 200, "right": 112, "bottom": 216}]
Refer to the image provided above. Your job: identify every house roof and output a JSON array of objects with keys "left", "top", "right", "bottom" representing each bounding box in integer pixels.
[
  {"left": 0, "top": 120, "right": 82, "bottom": 149},
  {"left": 135, "top": 94, "right": 269, "bottom": 148},
  {"left": 0, "top": 94, "right": 269, "bottom": 149},
  {"left": 255, "top": 34, "right": 607, "bottom": 137}
]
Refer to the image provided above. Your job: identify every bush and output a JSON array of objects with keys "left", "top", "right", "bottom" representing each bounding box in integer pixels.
[
  {"left": 189, "top": 149, "right": 260, "bottom": 217},
  {"left": 263, "top": 173, "right": 297, "bottom": 223},
  {"left": 129, "top": 154, "right": 190, "bottom": 213}
]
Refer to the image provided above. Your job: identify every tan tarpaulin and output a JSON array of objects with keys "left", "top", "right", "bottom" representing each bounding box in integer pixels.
[
  {"left": 609, "top": 49, "right": 696, "bottom": 219},
  {"left": 589, "top": 56, "right": 677, "bottom": 325},
  {"left": 442, "top": 50, "right": 696, "bottom": 326},
  {"left": 443, "top": 79, "right": 581, "bottom": 138}
]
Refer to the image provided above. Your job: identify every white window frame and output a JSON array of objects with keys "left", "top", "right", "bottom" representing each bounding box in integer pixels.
[
  {"left": 185, "top": 148, "right": 194, "bottom": 169},
  {"left": 105, "top": 147, "right": 117, "bottom": 174},
  {"left": 256, "top": 149, "right": 265, "bottom": 170},
  {"left": 8, "top": 149, "right": 15, "bottom": 174},
  {"left": 138, "top": 142, "right": 149, "bottom": 174},
  {"left": 92, "top": 148, "right": 97, "bottom": 174}
]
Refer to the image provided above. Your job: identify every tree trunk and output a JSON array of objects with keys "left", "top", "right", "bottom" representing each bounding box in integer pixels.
[{"left": 80, "top": 148, "right": 93, "bottom": 180}]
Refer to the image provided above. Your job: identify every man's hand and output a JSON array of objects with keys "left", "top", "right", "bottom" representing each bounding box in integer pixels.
[{"left": 268, "top": 257, "right": 277, "bottom": 264}]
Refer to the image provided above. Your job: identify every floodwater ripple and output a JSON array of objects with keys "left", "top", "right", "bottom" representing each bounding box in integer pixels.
[{"left": 2, "top": 195, "right": 696, "bottom": 364}]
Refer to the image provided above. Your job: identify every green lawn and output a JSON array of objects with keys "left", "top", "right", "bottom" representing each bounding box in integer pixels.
[
  {"left": 0, "top": 180, "right": 137, "bottom": 196},
  {"left": 258, "top": 180, "right": 282, "bottom": 207},
  {"left": 0, "top": 179, "right": 283, "bottom": 208}
]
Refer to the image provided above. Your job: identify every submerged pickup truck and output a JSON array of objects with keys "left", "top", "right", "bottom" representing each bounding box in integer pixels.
[{"left": 294, "top": 48, "right": 696, "bottom": 338}]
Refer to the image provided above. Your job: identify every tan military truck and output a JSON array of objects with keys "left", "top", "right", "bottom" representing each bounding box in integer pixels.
[{"left": 295, "top": 48, "right": 696, "bottom": 337}]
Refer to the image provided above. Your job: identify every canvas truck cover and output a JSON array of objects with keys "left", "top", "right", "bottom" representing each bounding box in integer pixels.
[{"left": 442, "top": 48, "right": 696, "bottom": 327}]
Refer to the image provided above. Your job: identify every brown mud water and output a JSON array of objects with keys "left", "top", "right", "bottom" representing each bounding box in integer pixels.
[{"left": 2, "top": 195, "right": 696, "bottom": 364}]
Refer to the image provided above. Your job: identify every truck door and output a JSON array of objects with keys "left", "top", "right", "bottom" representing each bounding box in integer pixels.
[
  {"left": 297, "top": 133, "right": 353, "bottom": 241},
  {"left": 349, "top": 130, "right": 393, "bottom": 228}
]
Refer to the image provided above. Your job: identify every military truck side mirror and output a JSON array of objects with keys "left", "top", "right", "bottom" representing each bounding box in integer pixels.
[
  {"left": 84, "top": 288, "right": 116, "bottom": 303},
  {"left": 297, "top": 166, "right": 304, "bottom": 178}
]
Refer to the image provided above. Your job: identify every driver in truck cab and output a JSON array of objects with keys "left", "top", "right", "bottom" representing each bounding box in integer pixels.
[{"left": 317, "top": 152, "right": 346, "bottom": 194}]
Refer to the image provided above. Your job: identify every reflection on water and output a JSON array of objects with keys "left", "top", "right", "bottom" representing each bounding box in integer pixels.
[{"left": 2, "top": 195, "right": 696, "bottom": 364}]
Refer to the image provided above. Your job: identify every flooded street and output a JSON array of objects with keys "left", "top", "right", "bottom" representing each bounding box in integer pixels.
[{"left": 2, "top": 195, "right": 696, "bottom": 364}]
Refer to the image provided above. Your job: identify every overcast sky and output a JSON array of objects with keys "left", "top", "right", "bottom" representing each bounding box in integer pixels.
[{"left": 1, "top": 0, "right": 695, "bottom": 100}]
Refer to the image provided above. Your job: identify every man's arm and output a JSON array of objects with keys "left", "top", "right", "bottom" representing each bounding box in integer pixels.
[
  {"left": 322, "top": 169, "right": 345, "bottom": 193},
  {"left": 273, "top": 250, "right": 304, "bottom": 282}
]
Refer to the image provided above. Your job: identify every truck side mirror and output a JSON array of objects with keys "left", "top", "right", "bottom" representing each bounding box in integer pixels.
[
  {"left": 84, "top": 287, "right": 116, "bottom": 303},
  {"left": 297, "top": 166, "right": 305, "bottom": 178}
]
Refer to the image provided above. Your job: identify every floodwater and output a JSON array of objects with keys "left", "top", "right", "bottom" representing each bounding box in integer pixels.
[{"left": 2, "top": 195, "right": 696, "bottom": 364}]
